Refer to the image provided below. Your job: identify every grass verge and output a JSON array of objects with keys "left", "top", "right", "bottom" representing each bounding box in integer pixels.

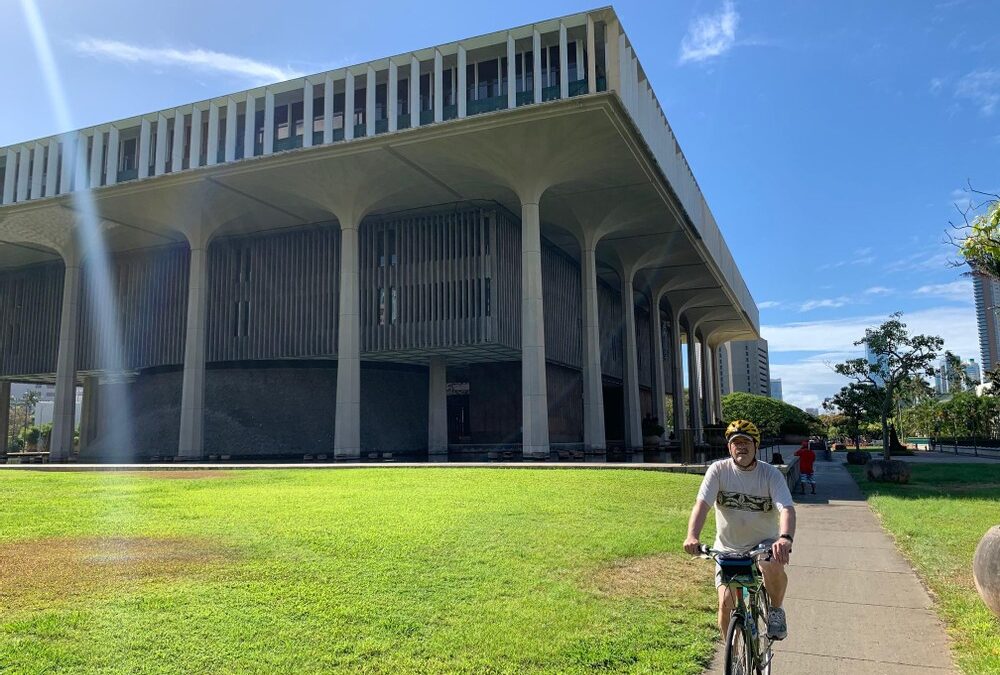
[
  {"left": 0, "top": 469, "right": 718, "bottom": 674},
  {"left": 846, "top": 464, "right": 1000, "bottom": 674}
]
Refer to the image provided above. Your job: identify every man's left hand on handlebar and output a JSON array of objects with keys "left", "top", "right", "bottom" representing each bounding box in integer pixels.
[{"left": 770, "top": 537, "right": 792, "bottom": 565}]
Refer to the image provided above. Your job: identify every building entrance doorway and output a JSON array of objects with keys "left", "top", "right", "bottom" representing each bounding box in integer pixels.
[
  {"left": 602, "top": 384, "right": 624, "bottom": 443},
  {"left": 447, "top": 382, "right": 471, "bottom": 443}
]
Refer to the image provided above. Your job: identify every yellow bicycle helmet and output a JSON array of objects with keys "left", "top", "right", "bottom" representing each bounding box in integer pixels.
[{"left": 725, "top": 419, "right": 761, "bottom": 447}]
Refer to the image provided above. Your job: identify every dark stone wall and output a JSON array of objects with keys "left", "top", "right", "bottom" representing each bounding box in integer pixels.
[
  {"left": 467, "top": 362, "right": 521, "bottom": 444},
  {"left": 547, "top": 363, "right": 583, "bottom": 443},
  {"left": 84, "top": 362, "right": 427, "bottom": 460}
]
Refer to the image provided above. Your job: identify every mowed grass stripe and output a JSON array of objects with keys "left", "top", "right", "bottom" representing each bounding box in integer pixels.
[
  {"left": 0, "top": 469, "right": 719, "bottom": 674},
  {"left": 847, "top": 464, "right": 1000, "bottom": 675}
]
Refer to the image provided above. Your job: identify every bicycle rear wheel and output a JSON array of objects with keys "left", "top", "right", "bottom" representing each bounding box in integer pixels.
[{"left": 724, "top": 614, "right": 753, "bottom": 675}]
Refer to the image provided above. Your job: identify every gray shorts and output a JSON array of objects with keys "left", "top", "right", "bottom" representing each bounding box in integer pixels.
[{"left": 715, "top": 539, "right": 776, "bottom": 588}]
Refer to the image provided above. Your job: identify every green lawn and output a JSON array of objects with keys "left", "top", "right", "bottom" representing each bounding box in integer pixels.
[
  {"left": 847, "top": 464, "right": 1000, "bottom": 674},
  {"left": 0, "top": 469, "right": 718, "bottom": 674}
]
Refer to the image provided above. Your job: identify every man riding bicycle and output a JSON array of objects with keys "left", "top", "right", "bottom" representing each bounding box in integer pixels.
[{"left": 683, "top": 420, "right": 796, "bottom": 641}]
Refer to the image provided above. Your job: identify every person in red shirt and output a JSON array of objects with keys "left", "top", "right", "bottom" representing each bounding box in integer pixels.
[{"left": 794, "top": 441, "right": 816, "bottom": 494}]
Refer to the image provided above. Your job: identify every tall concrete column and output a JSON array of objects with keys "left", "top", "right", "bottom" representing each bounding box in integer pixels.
[
  {"left": 433, "top": 51, "right": 443, "bottom": 123},
  {"left": 650, "top": 298, "right": 666, "bottom": 430},
  {"left": 558, "top": 22, "right": 569, "bottom": 99},
  {"left": 345, "top": 72, "right": 356, "bottom": 140},
  {"left": 263, "top": 90, "right": 274, "bottom": 153},
  {"left": 711, "top": 344, "right": 724, "bottom": 423},
  {"left": 303, "top": 82, "right": 314, "bottom": 148},
  {"left": 457, "top": 46, "right": 467, "bottom": 118},
  {"left": 701, "top": 339, "right": 713, "bottom": 426},
  {"left": 50, "top": 254, "right": 82, "bottom": 461},
  {"left": 580, "top": 244, "right": 605, "bottom": 451},
  {"left": 138, "top": 118, "right": 151, "bottom": 179},
  {"left": 685, "top": 327, "right": 701, "bottom": 437},
  {"left": 190, "top": 107, "right": 203, "bottom": 168},
  {"left": 334, "top": 220, "right": 361, "bottom": 459},
  {"left": 78, "top": 376, "right": 97, "bottom": 452},
  {"left": 506, "top": 34, "right": 516, "bottom": 108},
  {"left": 323, "top": 76, "right": 334, "bottom": 144},
  {"left": 0, "top": 381, "right": 10, "bottom": 456},
  {"left": 532, "top": 29, "right": 542, "bottom": 103},
  {"left": 225, "top": 98, "right": 238, "bottom": 159},
  {"left": 388, "top": 63, "right": 398, "bottom": 132},
  {"left": 45, "top": 137, "right": 60, "bottom": 197},
  {"left": 586, "top": 14, "right": 597, "bottom": 94},
  {"left": 155, "top": 113, "right": 168, "bottom": 174},
  {"left": 206, "top": 102, "right": 220, "bottom": 166},
  {"left": 33, "top": 142, "right": 46, "bottom": 198},
  {"left": 178, "top": 237, "right": 210, "bottom": 460},
  {"left": 172, "top": 109, "right": 185, "bottom": 169},
  {"left": 621, "top": 275, "right": 642, "bottom": 449},
  {"left": 409, "top": 57, "right": 420, "bottom": 124},
  {"left": 521, "top": 201, "right": 549, "bottom": 458},
  {"left": 669, "top": 315, "right": 685, "bottom": 435},
  {"left": 2, "top": 148, "right": 15, "bottom": 203},
  {"left": 366, "top": 66, "right": 377, "bottom": 136},
  {"left": 428, "top": 357, "right": 447, "bottom": 461}
]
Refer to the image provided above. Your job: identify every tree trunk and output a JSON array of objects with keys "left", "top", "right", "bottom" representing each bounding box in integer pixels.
[{"left": 881, "top": 404, "right": 891, "bottom": 460}]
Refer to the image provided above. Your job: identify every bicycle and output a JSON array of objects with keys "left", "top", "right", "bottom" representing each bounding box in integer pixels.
[{"left": 698, "top": 543, "right": 774, "bottom": 675}]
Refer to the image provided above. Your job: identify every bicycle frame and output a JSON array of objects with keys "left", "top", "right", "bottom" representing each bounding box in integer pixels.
[{"left": 700, "top": 545, "right": 774, "bottom": 675}]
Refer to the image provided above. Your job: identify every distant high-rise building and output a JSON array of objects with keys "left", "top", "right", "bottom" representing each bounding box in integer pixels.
[
  {"left": 865, "top": 343, "right": 885, "bottom": 386},
  {"left": 935, "top": 355, "right": 982, "bottom": 394},
  {"left": 974, "top": 273, "right": 1000, "bottom": 372},
  {"left": 966, "top": 359, "right": 981, "bottom": 385},
  {"left": 934, "top": 359, "right": 948, "bottom": 395},
  {"left": 770, "top": 379, "right": 783, "bottom": 401},
  {"left": 718, "top": 339, "right": 771, "bottom": 397}
]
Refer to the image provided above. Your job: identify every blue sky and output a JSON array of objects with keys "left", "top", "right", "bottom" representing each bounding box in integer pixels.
[{"left": 2, "top": 0, "right": 998, "bottom": 409}]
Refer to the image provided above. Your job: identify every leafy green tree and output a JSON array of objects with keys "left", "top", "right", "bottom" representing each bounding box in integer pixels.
[
  {"left": 721, "top": 392, "right": 819, "bottom": 438},
  {"left": 834, "top": 313, "right": 943, "bottom": 460},
  {"left": 956, "top": 192, "right": 1000, "bottom": 278},
  {"left": 823, "top": 383, "right": 879, "bottom": 449}
]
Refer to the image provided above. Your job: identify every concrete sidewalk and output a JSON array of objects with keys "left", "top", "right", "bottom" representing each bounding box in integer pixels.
[{"left": 708, "top": 452, "right": 956, "bottom": 674}]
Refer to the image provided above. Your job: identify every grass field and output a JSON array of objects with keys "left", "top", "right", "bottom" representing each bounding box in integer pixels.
[
  {"left": 0, "top": 468, "right": 719, "bottom": 674},
  {"left": 847, "top": 464, "right": 1000, "bottom": 674}
]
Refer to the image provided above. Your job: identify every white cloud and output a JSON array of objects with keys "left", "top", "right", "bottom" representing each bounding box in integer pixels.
[
  {"left": 818, "top": 248, "right": 876, "bottom": 270},
  {"left": 915, "top": 279, "right": 973, "bottom": 302},
  {"left": 930, "top": 77, "right": 945, "bottom": 95},
  {"left": 73, "top": 37, "right": 303, "bottom": 84},
  {"left": 763, "top": 306, "right": 979, "bottom": 408},
  {"left": 955, "top": 68, "right": 1000, "bottom": 115},
  {"left": 770, "top": 358, "right": 850, "bottom": 410},
  {"left": 864, "top": 286, "right": 893, "bottom": 295},
  {"left": 884, "top": 246, "right": 954, "bottom": 273},
  {"left": 763, "top": 306, "right": 978, "bottom": 357},
  {"left": 679, "top": 1, "right": 739, "bottom": 64},
  {"left": 758, "top": 300, "right": 783, "bottom": 309},
  {"left": 799, "top": 297, "right": 850, "bottom": 312}
]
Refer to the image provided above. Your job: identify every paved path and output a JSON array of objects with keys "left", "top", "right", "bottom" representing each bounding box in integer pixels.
[{"left": 708, "top": 451, "right": 956, "bottom": 674}]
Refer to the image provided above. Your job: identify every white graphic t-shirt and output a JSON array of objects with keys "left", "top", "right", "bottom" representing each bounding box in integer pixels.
[{"left": 696, "top": 459, "right": 794, "bottom": 553}]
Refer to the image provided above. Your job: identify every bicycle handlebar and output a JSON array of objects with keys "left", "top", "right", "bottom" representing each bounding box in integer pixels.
[{"left": 696, "top": 543, "right": 773, "bottom": 561}]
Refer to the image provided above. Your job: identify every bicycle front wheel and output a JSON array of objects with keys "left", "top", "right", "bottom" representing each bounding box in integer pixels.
[
  {"left": 724, "top": 614, "right": 753, "bottom": 675},
  {"left": 753, "top": 588, "right": 772, "bottom": 675}
]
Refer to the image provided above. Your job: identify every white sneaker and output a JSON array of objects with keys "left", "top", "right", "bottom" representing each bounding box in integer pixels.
[{"left": 767, "top": 607, "right": 787, "bottom": 640}]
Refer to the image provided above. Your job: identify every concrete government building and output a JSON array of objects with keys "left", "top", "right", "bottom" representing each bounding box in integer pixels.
[{"left": 0, "top": 7, "right": 759, "bottom": 462}]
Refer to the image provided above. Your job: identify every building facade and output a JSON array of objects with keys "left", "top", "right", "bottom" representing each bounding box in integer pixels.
[
  {"left": 974, "top": 273, "right": 1000, "bottom": 373},
  {"left": 718, "top": 339, "right": 770, "bottom": 398},
  {"left": 0, "top": 8, "right": 758, "bottom": 462},
  {"left": 770, "top": 378, "right": 783, "bottom": 401}
]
